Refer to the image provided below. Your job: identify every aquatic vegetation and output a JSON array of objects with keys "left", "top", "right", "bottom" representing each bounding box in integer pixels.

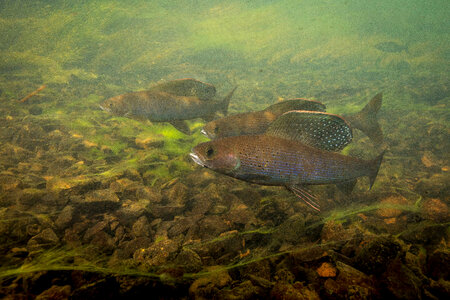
[{"left": 0, "top": 0, "right": 448, "bottom": 298}]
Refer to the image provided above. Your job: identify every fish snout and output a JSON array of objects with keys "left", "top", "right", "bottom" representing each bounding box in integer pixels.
[
  {"left": 200, "top": 128, "right": 210, "bottom": 138},
  {"left": 190, "top": 151, "right": 206, "bottom": 168},
  {"left": 99, "top": 104, "right": 110, "bottom": 112}
]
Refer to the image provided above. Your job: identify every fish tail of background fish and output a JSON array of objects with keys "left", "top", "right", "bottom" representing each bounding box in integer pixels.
[
  {"left": 345, "top": 93, "right": 383, "bottom": 145},
  {"left": 367, "top": 149, "right": 386, "bottom": 189},
  {"left": 220, "top": 87, "right": 237, "bottom": 116}
]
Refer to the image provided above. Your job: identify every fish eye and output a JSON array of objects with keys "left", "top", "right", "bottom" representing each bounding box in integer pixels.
[
  {"left": 109, "top": 103, "right": 113, "bottom": 107},
  {"left": 206, "top": 147, "right": 215, "bottom": 158}
]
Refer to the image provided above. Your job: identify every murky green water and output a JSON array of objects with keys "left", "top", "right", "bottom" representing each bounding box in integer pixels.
[{"left": 0, "top": 0, "right": 448, "bottom": 298}]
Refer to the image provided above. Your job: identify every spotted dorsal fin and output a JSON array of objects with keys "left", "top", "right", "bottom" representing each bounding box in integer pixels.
[{"left": 266, "top": 110, "right": 353, "bottom": 151}]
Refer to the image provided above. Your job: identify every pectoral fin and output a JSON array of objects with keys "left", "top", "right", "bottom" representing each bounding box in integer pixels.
[
  {"left": 288, "top": 185, "right": 321, "bottom": 211},
  {"left": 169, "top": 120, "right": 191, "bottom": 135}
]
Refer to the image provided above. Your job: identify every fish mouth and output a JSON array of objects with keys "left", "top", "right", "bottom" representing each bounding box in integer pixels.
[
  {"left": 201, "top": 128, "right": 215, "bottom": 139},
  {"left": 190, "top": 151, "right": 206, "bottom": 168},
  {"left": 99, "top": 104, "right": 110, "bottom": 112},
  {"left": 200, "top": 128, "right": 209, "bottom": 138}
]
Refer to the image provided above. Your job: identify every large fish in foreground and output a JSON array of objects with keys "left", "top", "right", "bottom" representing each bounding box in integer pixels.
[
  {"left": 190, "top": 131, "right": 384, "bottom": 211},
  {"left": 100, "top": 79, "right": 236, "bottom": 135},
  {"left": 202, "top": 93, "right": 383, "bottom": 145}
]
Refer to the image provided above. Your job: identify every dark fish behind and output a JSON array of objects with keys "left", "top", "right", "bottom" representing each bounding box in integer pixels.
[
  {"left": 191, "top": 135, "right": 384, "bottom": 210},
  {"left": 148, "top": 78, "right": 216, "bottom": 101},
  {"left": 100, "top": 87, "right": 236, "bottom": 135},
  {"left": 202, "top": 98, "right": 326, "bottom": 139},
  {"left": 203, "top": 93, "right": 383, "bottom": 146},
  {"left": 374, "top": 41, "right": 408, "bottom": 53}
]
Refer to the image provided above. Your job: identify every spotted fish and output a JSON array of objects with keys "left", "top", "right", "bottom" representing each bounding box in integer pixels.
[
  {"left": 190, "top": 135, "right": 385, "bottom": 211},
  {"left": 202, "top": 93, "right": 383, "bottom": 146},
  {"left": 100, "top": 82, "right": 236, "bottom": 135},
  {"left": 201, "top": 98, "right": 326, "bottom": 139},
  {"left": 148, "top": 78, "right": 216, "bottom": 101}
]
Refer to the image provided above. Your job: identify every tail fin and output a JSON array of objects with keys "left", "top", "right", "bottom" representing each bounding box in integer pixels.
[
  {"left": 368, "top": 150, "right": 385, "bottom": 189},
  {"left": 220, "top": 87, "right": 237, "bottom": 116},
  {"left": 347, "top": 93, "right": 383, "bottom": 145}
]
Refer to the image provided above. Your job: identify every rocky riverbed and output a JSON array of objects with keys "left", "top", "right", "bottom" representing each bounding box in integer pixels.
[{"left": 0, "top": 88, "right": 448, "bottom": 299}]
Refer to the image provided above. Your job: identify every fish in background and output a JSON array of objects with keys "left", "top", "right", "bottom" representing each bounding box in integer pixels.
[
  {"left": 374, "top": 41, "right": 408, "bottom": 53},
  {"left": 191, "top": 111, "right": 385, "bottom": 211},
  {"left": 100, "top": 79, "right": 236, "bottom": 135},
  {"left": 147, "top": 78, "right": 216, "bottom": 101},
  {"left": 202, "top": 98, "right": 326, "bottom": 139},
  {"left": 342, "top": 93, "right": 383, "bottom": 145},
  {"left": 202, "top": 93, "right": 383, "bottom": 145}
]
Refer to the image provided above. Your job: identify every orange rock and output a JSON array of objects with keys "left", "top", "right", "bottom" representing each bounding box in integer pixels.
[
  {"left": 316, "top": 262, "right": 337, "bottom": 278},
  {"left": 357, "top": 213, "right": 368, "bottom": 221},
  {"left": 421, "top": 152, "right": 434, "bottom": 167},
  {"left": 71, "top": 133, "right": 83, "bottom": 139},
  {"left": 376, "top": 195, "right": 409, "bottom": 218},
  {"left": 82, "top": 140, "right": 97, "bottom": 148},
  {"left": 384, "top": 217, "right": 397, "bottom": 224},
  {"left": 421, "top": 198, "right": 450, "bottom": 223},
  {"left": 135, "top": 135, "right": 164, "bottom": 149}
]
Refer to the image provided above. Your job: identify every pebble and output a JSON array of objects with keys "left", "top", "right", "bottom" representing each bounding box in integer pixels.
[
  {"left": 36, "top": 285, "right": 71, "bottom": 300},
  {"left": 55, "top": 205, "right": 74, "bottom": 229},
  {"left": 80, "top": 189, "right": 121, "bottom": 213},
  {"left": 376, "top": 194, "right": 409, "bottom": 218},
  {"left": 132, "top": 216, "right": 151, "bottom": 238},
  {"left": 27, "top": 228, "right": 59, "bottom": 252},
  {"left": 316, "top": 262, "right": 337, "bottom": 278},
  {"left": 420, "top": 198, "right": 449, "bottom": 223}
]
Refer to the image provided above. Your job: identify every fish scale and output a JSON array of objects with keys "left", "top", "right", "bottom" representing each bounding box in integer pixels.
[
  {"left": 195, "top": 135, "right": 377, "bottom": 186},
  {"left": 100, "top": 81, "right": 236, "bottom": 135}
]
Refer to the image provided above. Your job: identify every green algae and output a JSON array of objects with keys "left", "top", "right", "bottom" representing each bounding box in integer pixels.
[
  {"left": 0, "top": 247, "right": 164, "bottom": 281},
  {"left": 0, "top": 1, "right": 448, "bottom": 297}
]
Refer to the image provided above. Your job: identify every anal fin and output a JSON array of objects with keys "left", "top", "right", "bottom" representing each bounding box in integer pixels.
[
  {"left": 169, "top": 120, "right": 191, "bottom": 135},
  {"left": 288, "top": 185, "right": 321, "bottom": 211}
]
